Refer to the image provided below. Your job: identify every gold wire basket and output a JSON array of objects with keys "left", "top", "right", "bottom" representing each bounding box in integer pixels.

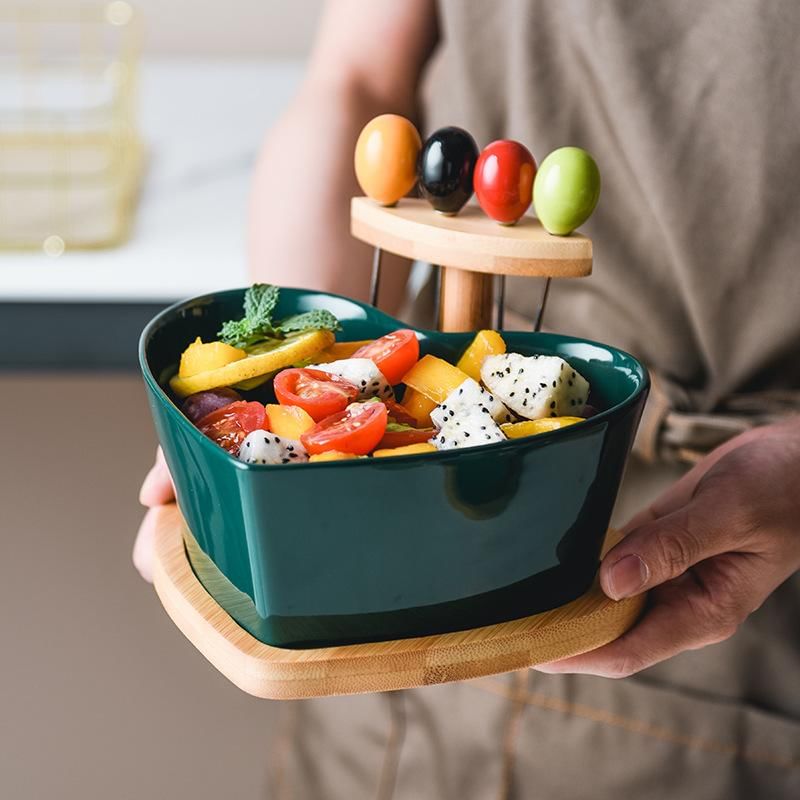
[{"left": 0, "top": 1, "right": 143, "bottom": 253}]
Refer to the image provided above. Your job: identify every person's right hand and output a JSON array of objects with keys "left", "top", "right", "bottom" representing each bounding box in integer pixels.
[{"left": 133, "top": 447, "right": 175, "bottom": 583}]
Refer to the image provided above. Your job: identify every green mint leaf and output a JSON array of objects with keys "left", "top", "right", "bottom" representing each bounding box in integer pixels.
[
  {"left": 218, "top": 284, "right": 281, "bottom": 346},
  {"left": 218, "top": 318, "right": 256, "bottom": 347},
  {"left": 244, "top": 283, "right": 280, "bottom": 326},
  {"left": 277, "top": 309, "right": 341, "bottom": 334}
]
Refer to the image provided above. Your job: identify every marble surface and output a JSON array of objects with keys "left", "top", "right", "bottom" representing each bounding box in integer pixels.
[{"left": 0, "top": 58, "right": 305, "bottom": 303}]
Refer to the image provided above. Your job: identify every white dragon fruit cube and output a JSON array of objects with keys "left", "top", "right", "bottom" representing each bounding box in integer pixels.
[
  {"left": 238, "top": 430, "right": 308, "bottom": 465},
  {"left": 481, "top": 353, "right": 589, "bottom": 421},
  {"left": 430, "top": 406, "right": 506, "bottom": 451},
  {"left": 309, "top": 358, "right": 394, "bottom": 401},
  {"left": 430, "top": 378, "right": 514, "bottom": 429}
]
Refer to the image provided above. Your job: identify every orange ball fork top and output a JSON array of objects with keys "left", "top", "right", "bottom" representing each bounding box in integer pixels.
[{"left": 354, "top": 114, "right": 422, "bottom": 206}]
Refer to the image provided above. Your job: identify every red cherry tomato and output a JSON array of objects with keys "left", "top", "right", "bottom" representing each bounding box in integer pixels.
[
  {"left": 196, "top": 401, "right": 268, "bottom": 454},
  {"left": 352, "top": 329, "right": 420, "bottom": 385},
  {"left": 301, "top": 402, "right": 388, "bottom": 455},
  {"left": 474, "top": 140, "right": 537, "bottom": 224},
  {"left": 274, "top": 368, "right": 359, "bottom": 422},
  {"left": 384, "top": 398, "right": 420, "bottom": 427},
  {"left": 378, "top": 426, "right": 435, "bottom": 449}
]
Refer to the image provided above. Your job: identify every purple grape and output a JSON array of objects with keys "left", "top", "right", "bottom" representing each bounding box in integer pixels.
[{"left": 181, "top": 388, "right": 242, "bottom": 423}]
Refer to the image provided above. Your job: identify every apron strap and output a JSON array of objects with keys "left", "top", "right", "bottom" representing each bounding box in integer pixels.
[{"left": 634, "top": 371, "right": 800, "bottom": 465}]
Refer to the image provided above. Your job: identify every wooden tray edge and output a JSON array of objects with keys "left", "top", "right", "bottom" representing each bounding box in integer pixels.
[{"left": 152, "top": 505, "right": 643, "bottom": 699}]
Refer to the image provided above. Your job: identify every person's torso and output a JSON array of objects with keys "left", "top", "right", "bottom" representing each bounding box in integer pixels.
[
  {"left": 423, "top": 0, "right": 800, "bottom": 412},
  {"left": 268, "top": 5, "right": 800, "bottom": 796}
]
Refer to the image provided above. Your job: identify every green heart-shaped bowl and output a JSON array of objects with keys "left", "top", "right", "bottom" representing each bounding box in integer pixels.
[{"left": 140, "top": 288, "right": 648, "bottom": 648}]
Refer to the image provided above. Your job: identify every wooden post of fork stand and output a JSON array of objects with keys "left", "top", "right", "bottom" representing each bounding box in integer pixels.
[
  {"left": 350, "top": 196, "right": 593, "bottom": 330},
  {"left": 439, "top": 268, "right": 494, "bottom": 330}
]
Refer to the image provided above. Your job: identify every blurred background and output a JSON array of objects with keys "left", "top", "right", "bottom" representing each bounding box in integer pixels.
[{"left": 0, "top": 2, "right": 323, "bottom": 797}]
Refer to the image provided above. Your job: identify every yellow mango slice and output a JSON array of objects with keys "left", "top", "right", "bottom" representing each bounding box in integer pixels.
[
  {"left": 501, "top": 416, "right": 584, "bottom": 439},
  {"left": 401, "top": 388, "right": 438, "bottom": 427},
  {"left": 313, "top": 339, "right": 373, "bottom": 363},
  {"left": 309, "top": 450, "right": 360, "bottom": 463},
  {"left": 401, "top": 355, "right": 471, "bottom": 405},
  {"left": 169, "top": 329, "right": 334, "bottom": 398},
  {"left": 265, "top": 404, "right": 315, "bottom": 440},
  {"left": 178, "top": 338, "right": 246, "bottom": 379},
  {"left": 373, "top": 442, "right": 437, "bottom": 458},
  {"left": 456, "top": 330, "right": 506, "bottom": 382}
]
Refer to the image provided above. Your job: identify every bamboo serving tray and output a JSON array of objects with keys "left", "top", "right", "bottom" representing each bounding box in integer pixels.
[{"left": 152, "top": 505, "right": 643, "bottom": 700}]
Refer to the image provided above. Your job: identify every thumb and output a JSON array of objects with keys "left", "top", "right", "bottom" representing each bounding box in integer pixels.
[
  {"left": 601, "top": 504, "right": 731, "bottom": 600},
  {"left": 133, "top": 507, "right": 159, "bottom": 583},
  {"left": 139, "top": 447, "right": 175, "bottom": 507}
]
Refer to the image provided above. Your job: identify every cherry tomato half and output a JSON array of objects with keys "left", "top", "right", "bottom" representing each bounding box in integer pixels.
[
  {"left": 196, "top": 401, "right": 268, "bottom": 454},
  {"left": 352, "top": 329, "right": 420, "bottom": 386},
  {"left": 273, "top": 368, "right": 359, "bottom": 422},
  {"left": 384, "top": 398, "right": 420, "bottom": 427},
  {"left": 301, "top": 401, "right": 388, "bottom": 456},
  {"left": 474, "top": 140, "right": 537, "bottom": 224},
  {"left": 378, "top": 426, "right": 435, "bottom": 450}
]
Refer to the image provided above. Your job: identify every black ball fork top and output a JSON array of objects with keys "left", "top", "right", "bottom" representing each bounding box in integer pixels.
[{"left": 417, "top": 127, "right": 479, "bottom": 214}]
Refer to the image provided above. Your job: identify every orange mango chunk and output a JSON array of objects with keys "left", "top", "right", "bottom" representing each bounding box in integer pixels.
[
  {"left": 501, "top": 417, "right": 584, "bottom": 439},
  {"left": 401, "top": 355, "right": 470, "bottom": 405},
  {"left": 456, "top": 330, "right": 506, "bottom": 382},
  {"left": 265, "top": 404, "right": 315, "bottom": 440},
  {"left": 308, "top": 451, "right": 360, "bottom": 463},
  {"left": 373, "top": 442, "right": 437, "bottom": 458}
]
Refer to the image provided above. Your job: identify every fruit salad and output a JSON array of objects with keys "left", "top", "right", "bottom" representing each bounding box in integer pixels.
[{"left": 170, "top": 285, "right": 594, "bottom": 465}]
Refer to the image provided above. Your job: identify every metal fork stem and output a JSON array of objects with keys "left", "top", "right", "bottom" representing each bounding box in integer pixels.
[
  {"left": 533, "top": 277, "right": 551, "bottom": 332},
  {"left": 496, "top": 275, "right": 506, "bottom": 330},
  {"left": 369, "top": 246, "right": 383, "bottom": 307},
  {"left": 433, "top": 264, "right": 442, "bottom": 330}
]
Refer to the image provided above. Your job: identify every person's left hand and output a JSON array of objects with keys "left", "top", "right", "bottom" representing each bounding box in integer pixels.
[
  {"left": 133, "top": 447, "right": 175, "bottom": 583},
  {"left": 536, "top": 418, "right": 800, "bottom": 678}
]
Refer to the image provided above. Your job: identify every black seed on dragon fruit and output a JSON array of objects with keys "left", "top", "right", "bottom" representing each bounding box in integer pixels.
[
  {"left": 430, "top": 378, "right": 512, "bottom": 428},
  {"left": 238, "top": 431, "right": 308, "bottom": 465},
  {"left": 481, "top": 353, "right": 590, "bottom": 421},
  {"left": 430, "top": 405, "right": 506, "bottom": 451},
  {"left": 308, "top": 357, "right": 394, "bottom": 400}
]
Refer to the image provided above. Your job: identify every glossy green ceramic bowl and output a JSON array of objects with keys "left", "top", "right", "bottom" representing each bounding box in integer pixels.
[{"left": 140, "top": 288, "right": 648, "bottom": 648}]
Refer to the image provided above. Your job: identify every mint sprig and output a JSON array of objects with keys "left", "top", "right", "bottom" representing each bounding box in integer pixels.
[
  {"left": 244, "top": 283, "right": 280, "bottom": 326},
  {"left": 278, "top": 309, "right": 340, "bottom": 334},
  {"left": 218, "top": 284, "right": 340, "bottom": 349}
]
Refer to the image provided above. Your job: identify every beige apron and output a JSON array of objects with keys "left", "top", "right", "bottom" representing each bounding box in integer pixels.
[
  {"left": 267, "top": 2, "right": 800, "bottom": 795},
  {"left": 267, "top": 458, "right": 800, "bottom": 799}
]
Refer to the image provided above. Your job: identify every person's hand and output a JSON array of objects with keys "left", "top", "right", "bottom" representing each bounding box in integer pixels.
[
  {"left": 133, "top": 447, "right": 175, "bottom": 583},
  {"left": 537, "top": 418, "right": 800, "bottom": 678}
]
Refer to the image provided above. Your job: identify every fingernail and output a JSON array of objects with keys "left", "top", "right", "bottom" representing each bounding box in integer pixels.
[{"left": 606, "top": 554, "right": 649, "bottom": 600}]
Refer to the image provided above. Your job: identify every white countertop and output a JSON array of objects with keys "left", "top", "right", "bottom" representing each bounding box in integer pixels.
[{"left": 0, "top": 58, "right": 306, "bottom": 303}]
